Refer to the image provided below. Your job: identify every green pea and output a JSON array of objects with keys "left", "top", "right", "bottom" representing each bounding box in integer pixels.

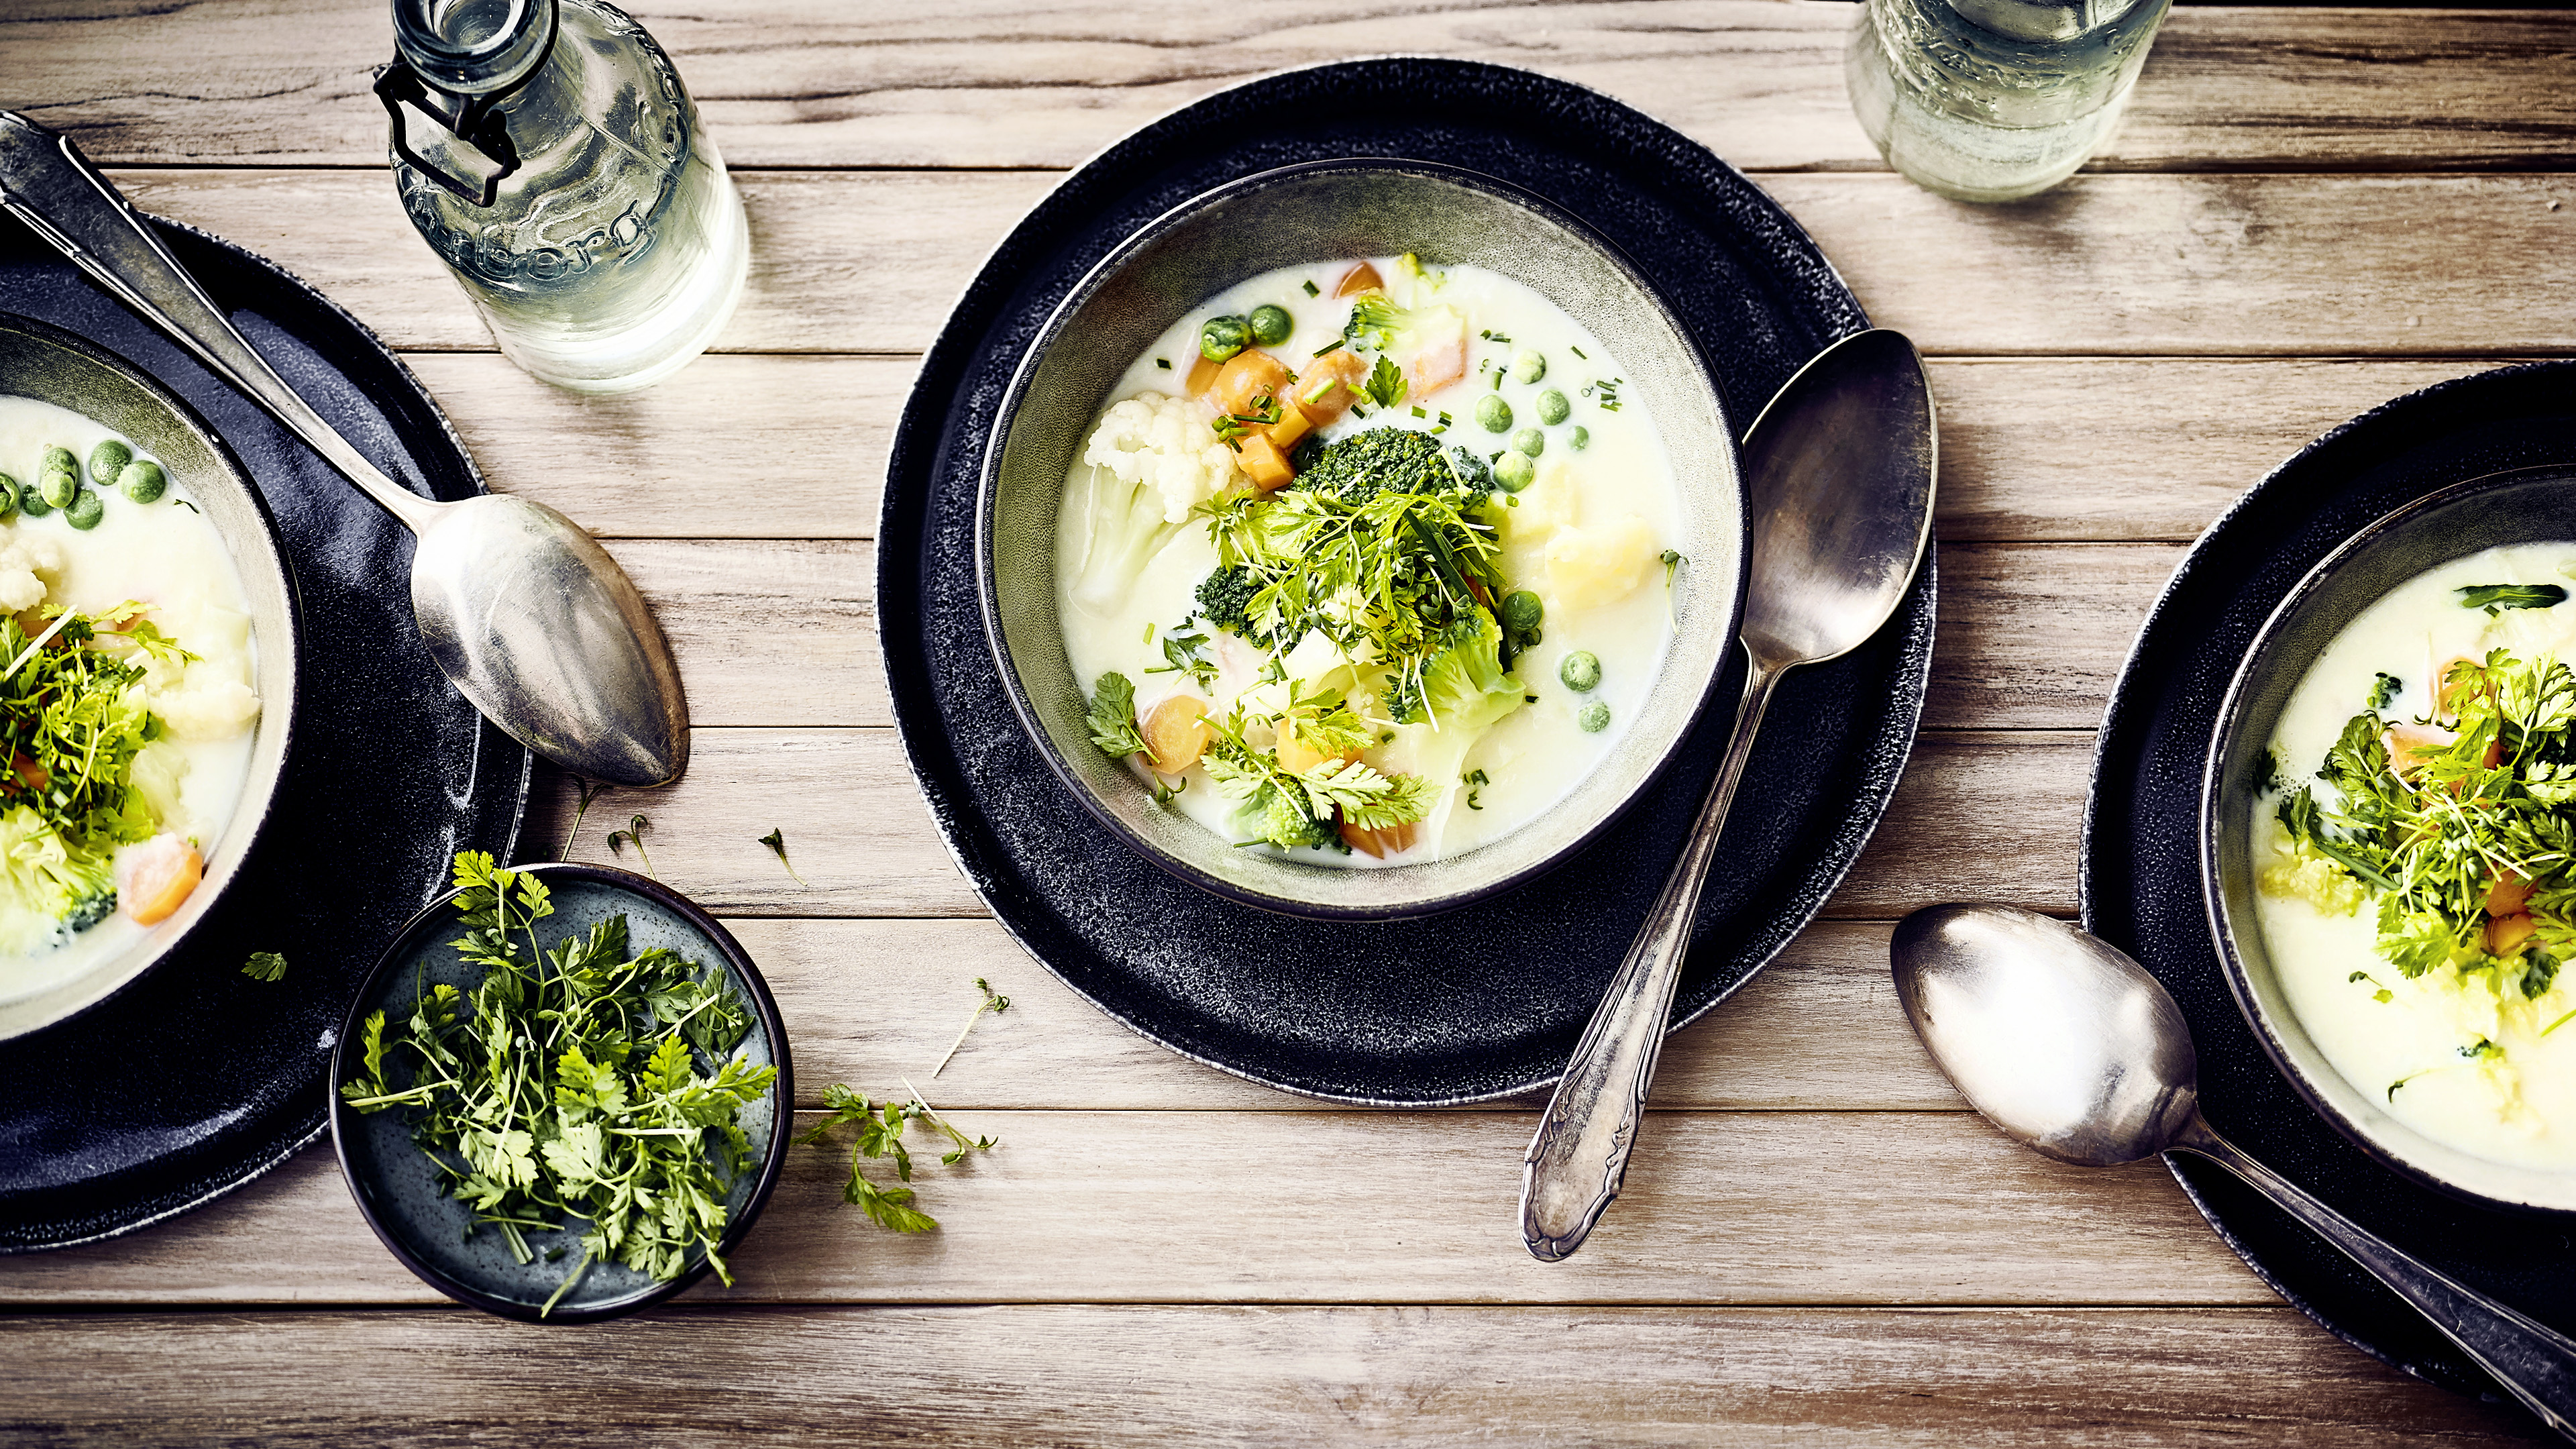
[
  {"left": 117, "top": 460, "right": 166, "bottom": 504},
  {"left": 1511, "top": 350, "right": 1546, "bottom": 384},
  {"left": 39, "top": 470, "right": 77, "bottom": 510},
  {"left": 40, "top": 446, "right": 74, "bottom": 478},
  {"left": 88, "top": 440, "right": 131, "bottom": 487},
  {"left": 1474, "top": 394, "right": 1513, "bottom": 433},
  {"left": 1248, "top": 305, "right": 1293, "bottom": 346},
  {"left": 1501, "top": 590, "right": 1544, "bottom": 635},
  {"left": 1536, "top": 388, "right": 1571, "bottom": 426},
  {"left": 1577, "top": 700, "right": 1611, "bottom": 733},
  {"left": 1568, "top": 425, "right": 1591, "bottom": 451},
  {"left": 19, "top": 482, "right": 54, "bottom": 518},
  {"left": 1560, "top": 650, "right": 1602, "bottom": 692},
  {"left": 1493, "top": 451, "right": 1536, "bottom": 493},
  {"left": 1510, "top": 428, "right": 1544, "bottom": 459},
  {"left": 1199, "top": 315, "right": 1249, "bottom": 363},
  {"left": 63, "top": 490, "right": 104, "bottom": 531},
  {"left": 0, "top": 474, "right": 17, "bottom": 515}
]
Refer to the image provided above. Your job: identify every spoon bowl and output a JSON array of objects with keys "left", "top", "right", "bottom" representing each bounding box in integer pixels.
[{"left": 1892, "top": 902, "right": 2576, "bottom": 1440}]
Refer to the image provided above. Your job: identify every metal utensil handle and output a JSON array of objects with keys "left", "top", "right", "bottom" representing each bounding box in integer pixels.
[
  {"left": 0, "top": 113, "right": 439, "bottom": 533},
  {"left": 1519, "top": 652, "right": 1790, "bottom": 1262},
  {"left": 2178, "top": 1119, "right": 2576, "bottom": 1440}
]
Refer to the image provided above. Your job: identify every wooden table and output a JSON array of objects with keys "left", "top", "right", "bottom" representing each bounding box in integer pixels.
[{"left": 3, "top": 3, "right": 2573, "bottom": 1441}]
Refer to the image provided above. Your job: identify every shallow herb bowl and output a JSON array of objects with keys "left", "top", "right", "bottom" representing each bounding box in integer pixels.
[
  {"left": 0, "top": 313, "right": 300, "bottom": 1042},
  {"left": 977, "top": 158, "right": 1747, "bottom": 920},
  {"left": 329, "top": 862, "right": 792, "bottom": 1323},
  {"left": 2203, "top": 464, "right": 2576, "bottom": 1215}
]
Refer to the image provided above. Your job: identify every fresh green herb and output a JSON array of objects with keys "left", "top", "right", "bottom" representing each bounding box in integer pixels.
[
  {"left": 1084, "top": 672, "right": 1154, "bottom": 762},
  {"left": 1211, "top": 392, "right": 1283, "bottom": 449},
  {"left": 1362, "top": 355, "right": 1407, "bottom": 409},
  {"left": 1200, "top": 704, "right": 1434, "bottom": 850},
  {"left": 1568, "top": 345, "right": 1587, "bottom": 360},
  {"left": 930, "top": 977, "right": 1012, "bottom": 1077},
  {"left": 2250, "top": 746, "right": 2285, "bottom": 796},
  {"left": 561, "top": 779, "right": 608, "bottom": 860},
  {"left": 241, "top": 951, "right": 288, "bottom": 982},
  {"left": 2462, "top": 1037, "right": 2505, "bottom": 1060},
  {"left": 2368, "top": 672, "right": 2402, "bottom": 710},
  {"left": 606, "top": 814, "right": 654, "bottom": 878},
  {"left": 796, "top": 1081, "right": 996, "bottom": 1232},
  {"left": 1660, "top": 549, "right": 1686, "bottom": 590},
  {"left": 339, "top": 853, "right": 774, "bottom": 1314},
  {"left": 759, "top": 828, "right": 807, "bottom": 887},
  {"left": 2457, "top": 583, "right": 2567, "bottom": 616},
  {"left": 1143, "top": 627, "right": 1216, "bottom": 689},
  {"left": 2347, "top": 969, "right": 2393, "bottom": 1004},
  {"left": 1155, "top": 358, "right": 1172, "bottom": 370},
  {"left": 1462, "top": 767, "right": 1489, "bottom": 812},
  {"left": 1301, "top": 279, "right": 1320, "bottom": 297}
]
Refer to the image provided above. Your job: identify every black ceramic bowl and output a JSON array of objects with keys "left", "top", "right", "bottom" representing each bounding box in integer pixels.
[
  {"left": 0, "top": 313, "right": 299, "bottom": 1040},
  {"left": 330, "top": 863, "right": 791, "bottom": 1322},
  {"left": 2204, "top": 464, "right": 2576, "bottom": 1214},
  {"left": 977, "top": 158, "right": 1747, "bottom": 920}
]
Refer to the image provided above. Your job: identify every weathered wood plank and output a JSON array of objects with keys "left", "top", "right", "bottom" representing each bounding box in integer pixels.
[
  {"left": 0, "top": 1304, "right": 2542, "bottom": 1446},
  {"left": 97, "top": 168, "right": 2576, "bottom": 358},
  {"left": 8, "top": 1, "right": 2573, "bottom": 174},
  {"left": 0, "top": 1108, "right": 2267, "bottom": 1307},
  {"left": 425, "top": 354, "right": 2499, "bottom": 546},
  {"left": 530, "top": 727, "right": 2088, "bottom": 918}
]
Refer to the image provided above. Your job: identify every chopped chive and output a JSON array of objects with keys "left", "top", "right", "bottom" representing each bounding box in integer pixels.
[
  {"left": 1301, "top": 280, "right": 1320, "bottom": 297},
  {"left": 1410, "top": 405, "right": 1428, "bottom": 418},
  {"left": 1155, "top": 358, "right": 1172, "bottom": 370},
  {"left": 1570, "top": 345, "right": 1587, "bottom": 360}
]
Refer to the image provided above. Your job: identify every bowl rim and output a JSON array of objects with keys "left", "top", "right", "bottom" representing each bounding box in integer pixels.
[
  {"left": 972, "top": 154, "right": 1749, "bottom": 921},
  {"left": 2200, "top": 462, "right": 2576, "bottom": 1216},
  {"left": 327, "top": 860, "right": 796, "bottom": 1323},
  {"left": 0, "top": 309, "right": 303, "bottom": 1040}
]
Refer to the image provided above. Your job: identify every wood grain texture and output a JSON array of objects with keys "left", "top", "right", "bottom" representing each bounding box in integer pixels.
[
  {"left": 527, "top": 727, "right": 2088, "bottom": 918},
  {"left": 0, "top": 1108, "right": 2267, "bottom": 1307},
  {"left": 97, "top": 168, "right": 2576, "bottom": 358},
  {"left": 0, "top": 1305, "right": 2546, "bottom": 1446},
  {"left": 7, "top": 1, "right": 2573, "bottom": 174}
]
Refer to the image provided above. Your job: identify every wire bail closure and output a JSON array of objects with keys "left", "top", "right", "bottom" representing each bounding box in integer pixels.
[{"left": 374, "top": 63, "right": 522, "bottom": 207}]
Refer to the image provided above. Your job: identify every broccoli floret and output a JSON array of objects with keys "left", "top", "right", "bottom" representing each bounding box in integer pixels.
[
  {"left": 61, "top": 885, "right": 117, "bottom": 933},
  {"left": 0, "top": 804, "right": 120, "bottom": 935},
  {"left": 1295, "top": 427, "right": 1457, "bottom": 504},
  {"left": 1258, "top": 786, "right": 1340, "bottom": 851},
  {"left": 1195, "top": 565, "right": 1269, "bottom": 645},
  {"left": 1387, "top": 612, "right": 1524, "bottom": 731}
]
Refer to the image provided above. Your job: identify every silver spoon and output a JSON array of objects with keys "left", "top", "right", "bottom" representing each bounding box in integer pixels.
[
  {"left": 1893, "top": 903, "right": 2576, "bottom": 1439},
  {"left": 1519, "top": 327, "right": 1937, "bottom": 1261},
  {"left": 0, "top": 113, "right": 688, "bottom": 787}
]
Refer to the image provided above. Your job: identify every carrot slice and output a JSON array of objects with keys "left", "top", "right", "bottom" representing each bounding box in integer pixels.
[{"left": 1335, "top": 262, "right": 1385, "bottom": 297}]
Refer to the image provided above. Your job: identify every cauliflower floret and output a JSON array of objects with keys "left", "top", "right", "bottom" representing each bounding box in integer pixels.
[
  {"left": 1544, "top": 514, "right": 1660, "bottom": 611},
  {"left": 1081, "top": 392, "right": 1244, "bottom": 525},
  {"left": 0, "top": 527, "right": 64, "bottom": 613},
  {"left": 141, "top": 674, "right": 260, "bottom": 741}
]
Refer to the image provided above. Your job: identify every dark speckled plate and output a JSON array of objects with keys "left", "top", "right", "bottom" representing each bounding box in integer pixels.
[
  {"left": 879, "top": 58, "right": 1935, "bottom": 1105},
  {"left": 0, "top": 210, "right": 529, "bottom": 1251},
  {"left": 2086, "top": 360, "right": 2576, "bottom": 1407}
]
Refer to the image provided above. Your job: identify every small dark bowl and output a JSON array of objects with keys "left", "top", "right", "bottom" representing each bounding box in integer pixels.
[
  {"left": 2204, "top": 464, "right": 2576, "bottom": 1214},
  {"left": 976, "top": 158, "right": 1747, "bottom": 920},
  {"left": 329, "top": 863, "right": 792, "bottom": 1322},
  {"left": 0, "top": 312, "right": 301, "bottom": 1040}
]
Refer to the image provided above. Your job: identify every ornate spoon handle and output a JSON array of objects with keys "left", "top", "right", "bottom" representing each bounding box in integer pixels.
[{"left": 1519, "top": 652, "right": 1789, "bottom": 1261}]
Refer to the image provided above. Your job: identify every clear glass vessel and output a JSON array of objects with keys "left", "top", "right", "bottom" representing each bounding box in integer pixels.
[
  {"left": 1845, "top": 0, "right": 2173, "bottom": 203},
  {"left": 380, "top": 0, "right": 748, "bottom": 392}
]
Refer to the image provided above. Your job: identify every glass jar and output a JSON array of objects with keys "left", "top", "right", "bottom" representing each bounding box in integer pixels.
[
  {"left": 1846, "top": 0, "right": 2174, "bottom": 203},
  {"left": 377, "top": 0, "right": 748, "bottom": 391}
]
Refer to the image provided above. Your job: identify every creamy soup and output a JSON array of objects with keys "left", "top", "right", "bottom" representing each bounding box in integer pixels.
[
  {"left": 0, "top": 395, "right": 262, "bottom": 1006},
  {"left": 1055, "top": 256, "right": 1681, "bottom": 866},
  {"left": 2254, "top": 542, "right": 2576, "bottom": 1171}
]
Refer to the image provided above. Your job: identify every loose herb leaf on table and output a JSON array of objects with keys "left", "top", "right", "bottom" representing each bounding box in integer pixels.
[
  {"left": 797, "top": 1081, "right": 996, "bottom": 1232},
  {"left": 339, "top": 851, "right": 777, "bottom": 1316}
]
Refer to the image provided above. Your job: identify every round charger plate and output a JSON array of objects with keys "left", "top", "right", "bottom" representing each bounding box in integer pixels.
[
  {"left": 880, "top": 57, "right": 1936, "bottom": 1104},
  {"left": 0, "top": 210, "right": 529, "bottom": 1252},
  {"left": 2085, "top": 359, "right": 2576, "bottom": 1405}
]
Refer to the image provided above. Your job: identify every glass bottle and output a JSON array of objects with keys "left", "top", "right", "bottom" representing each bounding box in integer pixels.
[
  {"left": 1845, "top": 0, "right": 2174, "bottom": 203},
  {"left": 377, "top": 0, "right": 748, "bottom": 392}
]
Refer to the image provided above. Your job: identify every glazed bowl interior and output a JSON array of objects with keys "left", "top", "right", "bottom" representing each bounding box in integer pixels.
[
  {"left": 0, "top": 314, "right": 299, "bottom": 1040},
  {"left": 2205, "top": 465, "right": 2576, "bottom": 1212},
  {"left": 979, "top": 160, "right": 1745, "bottom": 920}
]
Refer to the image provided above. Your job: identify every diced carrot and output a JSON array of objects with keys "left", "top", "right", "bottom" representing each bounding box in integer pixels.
[
  {"left": 117, "top": 836, "right": 203, "bottom": 926},
  {"left": 2487, "top": 872, "right": 2533, "bottom": 918},
  {"left": 11, "top": 754, "right": 45, "bottom": 793},
  {"left": 2489, "top": 912, "right": 2538, "bottom": 957},
  {"left": 1268, "top": 406, "right": 1315, "bottom": 451},
  {"left": 1335, "top": 262, "right": 1385, "bottom": 297},
  {"left": 1215, "top": 350, "right": 1291, "bottom": 416},
  {"left": 1141, "top": 696, "right": 1212, "bottom": 772},
  {"left": 1340, "top": 818, "right": 1419, "bottom": 859},
  {"left": 1185, "top": 353, "right": 1222, "bottom": 398},
  {"left": 1290, "top": 348, "right": 1370, "bottom": 425},
  {"left": 1235, "top": 433, "right": 1293, "bottom": 492}
]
